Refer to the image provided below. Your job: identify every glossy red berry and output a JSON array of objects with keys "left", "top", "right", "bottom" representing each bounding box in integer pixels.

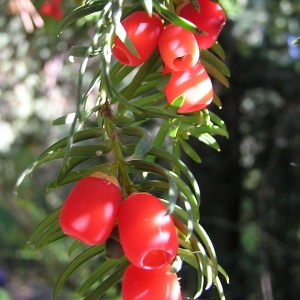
[
  {"left": 164, "top": 62, "right": 213, "bottom": 113},
  {"left": 112, "top": 11, "right": 163, "bottom": 66},
  {"left": 122, "top": 264, "right": 182, "bottom": 300},
  {"left": 118, "top": 192, "right": 179, "bottom": 269},
  {"left": 158, "top": 24, "right": 200, "bottom": 71},
  {"left": 59, "top": 176, "right": 122, "bottom": 245},
  {"left": 177, "top": 0, "right": 226, "bottom": 49}
]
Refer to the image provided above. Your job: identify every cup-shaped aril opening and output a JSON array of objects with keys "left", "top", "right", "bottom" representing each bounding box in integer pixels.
[
  {"left": 112, "top": 11, "right": 163, "bottom": 66},
  {"left": 112, "top": 44, "right": 132, "bottom": 65},
  {"left": 172, "top": 54, "right": 196, "bottom": 71},
  {"left": 142, "top": 249, "right": 173, "bottom": 269},
  {"left": 118, "top": 193, "right": 179, "bottom": 269},
  {"left": 112, "top": 36, "right": 143, "bottom": 66},
  {"left": 158, "top": 24, "right": 199, "bottom": 71}
]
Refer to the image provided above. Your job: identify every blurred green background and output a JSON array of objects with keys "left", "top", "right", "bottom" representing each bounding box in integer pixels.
[{"left": 0, "top": 0, "right": 300, "bottom": 299}]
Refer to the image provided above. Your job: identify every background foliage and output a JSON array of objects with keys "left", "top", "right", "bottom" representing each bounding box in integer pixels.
[{"left": 0, "top": 0, "right": 300, "bottom": 299}]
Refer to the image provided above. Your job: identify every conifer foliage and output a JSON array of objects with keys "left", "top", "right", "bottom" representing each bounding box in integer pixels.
[{"left": 18, "top": 0, "right": 231, "bottom": 299}]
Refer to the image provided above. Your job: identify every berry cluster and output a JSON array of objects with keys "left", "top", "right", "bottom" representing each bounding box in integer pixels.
[
  {"left": 39, "top": 0, "right": 64, "bottom": 20},
  {"left": 112, "top": 0, "right": 226, "bottom": 114},
  {"left": 57, "top": 1, "right": 227, "bottom": 298},
  {"left": 59, "top": 174, "right": 181, "bottom": 299}
]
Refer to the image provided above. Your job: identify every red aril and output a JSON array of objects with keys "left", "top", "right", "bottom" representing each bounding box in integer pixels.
[
  {"left": 112, "top": 11, "right": 163, "bottom": 66},
  {"left": 122, "top": 264, "right": 182, "bottom": 300},
  {"left": 118, "top": 192, "right": 179, "bottom": 269},
  {"left": 158, "top": 24, "right": 200, "bottom": 71},
  {"left": 177, "top": 0, "right": 226, "bottom": 49},
  {"left": 40, "top": 0, "right": 64, "bottom": 20},
  {"left": 59, "top": 176, "right": 122, "bottom": 245},
  {"left": 163, "top": 62, "right": 213, "bottom": 113}
]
